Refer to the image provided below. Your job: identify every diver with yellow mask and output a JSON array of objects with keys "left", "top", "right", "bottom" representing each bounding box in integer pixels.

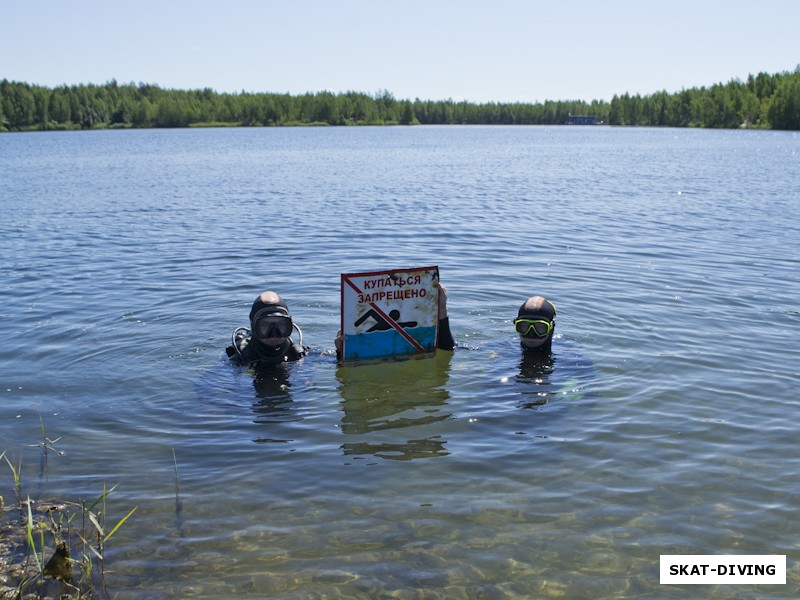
[{"left": 514, "top": 295, "right": 557, "bottom": 353}]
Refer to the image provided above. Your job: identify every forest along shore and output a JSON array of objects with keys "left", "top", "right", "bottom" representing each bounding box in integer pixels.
[{"left": 2, "top": 68, "right": 799, "bottom": 132}]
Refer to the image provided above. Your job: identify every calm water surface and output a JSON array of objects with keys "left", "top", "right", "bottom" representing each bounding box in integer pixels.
[{"left": 1, "top": 126, "right": 799, "bottom": 598}]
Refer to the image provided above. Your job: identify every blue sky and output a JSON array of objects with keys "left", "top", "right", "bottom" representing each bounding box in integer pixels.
[{"left": 3, "top": 0, "right": 798, "bottom": 103}]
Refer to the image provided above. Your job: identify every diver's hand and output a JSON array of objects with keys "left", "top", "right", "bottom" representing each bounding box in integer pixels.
[
  {"left": 335, "top": 329, "right": 343, "bottom": 360},
  {"left": 436, "top": 282, "right": 448, "bottom": 318}
]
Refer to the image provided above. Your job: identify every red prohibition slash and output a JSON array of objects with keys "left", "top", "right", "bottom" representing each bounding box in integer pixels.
[{"left": 343, "top": 275, "right": 426, "bottom": 353}]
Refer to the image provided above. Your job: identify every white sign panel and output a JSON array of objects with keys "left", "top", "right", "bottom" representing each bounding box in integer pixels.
[{"left": 340, "top": 266, "right": 440, "bottom": 362}]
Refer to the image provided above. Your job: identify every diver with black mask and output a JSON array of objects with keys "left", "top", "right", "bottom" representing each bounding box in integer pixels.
[{"left": 226, "top": 291, "right": 307, "bottom": 366}]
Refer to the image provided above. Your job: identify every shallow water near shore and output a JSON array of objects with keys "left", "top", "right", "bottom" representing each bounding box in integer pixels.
[{"left": 1, "top": 125, "right": 799, "bottom": 598}]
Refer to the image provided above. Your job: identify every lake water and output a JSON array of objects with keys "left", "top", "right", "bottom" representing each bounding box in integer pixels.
[{"left": 1, "top": 125, "right": 799, "bottom": 598}]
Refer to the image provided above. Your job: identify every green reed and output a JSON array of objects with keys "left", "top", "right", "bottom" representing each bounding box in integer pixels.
[
  {"left": 2, "top": 450, "right": 22, "bottom": 512},
  {"left": 1, "top": 422, "right": 137, "bottom": 599}
]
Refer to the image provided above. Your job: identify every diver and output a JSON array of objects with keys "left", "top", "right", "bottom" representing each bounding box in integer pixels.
[
  {"left": 508, "top": 294, "right": 594, "bottom": 410},
  {"left": 226, "top": 291, "right": 307, "bottom": 366},
  {"left": 514, "top": 295, "right": 557, "bottom": 354}
]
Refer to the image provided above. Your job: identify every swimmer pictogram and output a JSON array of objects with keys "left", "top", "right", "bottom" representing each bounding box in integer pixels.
[{"left": 354, "top": 308, "right": 418, "bottom": 332}]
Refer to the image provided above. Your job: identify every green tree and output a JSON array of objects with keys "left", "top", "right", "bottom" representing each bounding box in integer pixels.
[
  {"left": 111, "top": 96, "right": 134, "bottom": 125},
  {"left": 48, "top": 87, "right": 72, "bottom": 124},
  {"left": 4, "top": 82, "right": 36, "bottom": 127},
  {"left": 375, "top": 90, "right": 399, "bottom": 122},
  {"left": 749, "top": 72, "right": 776, "bottom": 99},
  {"left": 130, "top": 97, "right": 153, "bottom": 127},
  {"left": 399, "top": 100, "right": 418, "bottom": 125},
  {"left": 32, "top": 87, "right": 50, "bottom": 126},
  {"left": 767, "top": 72, "right": 800, "bottom": 130}
]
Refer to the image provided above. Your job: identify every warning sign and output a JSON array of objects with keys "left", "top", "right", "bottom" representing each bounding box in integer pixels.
[{"left": 340, "top": 266, "right": 440, "bottom": 362}]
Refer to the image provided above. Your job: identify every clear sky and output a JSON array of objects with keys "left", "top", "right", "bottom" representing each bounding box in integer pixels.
[{"left": 2, "top": 0, "right": 798, "bottom": 103}]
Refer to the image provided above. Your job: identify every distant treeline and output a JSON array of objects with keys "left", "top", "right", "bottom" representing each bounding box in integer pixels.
[{"left": 1, "top": 68, "right": 799, "bottom": 132}]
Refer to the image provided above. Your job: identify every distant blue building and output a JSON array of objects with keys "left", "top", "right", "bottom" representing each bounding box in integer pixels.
[{"left": 565, "top": 114, "right": 598, "bottom": 125}]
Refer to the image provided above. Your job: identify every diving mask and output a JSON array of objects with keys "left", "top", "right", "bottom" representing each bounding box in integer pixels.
[
  {"left": 514, "top": 318, "right": 554, "bottom": 338},
  {"left": 254, "top": 314, "right": 293, "bottom": 339}
]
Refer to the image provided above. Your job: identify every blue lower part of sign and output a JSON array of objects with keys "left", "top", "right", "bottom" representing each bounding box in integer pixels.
[{"left": 344, "top": 326, "right": 437, "bottom": 361}]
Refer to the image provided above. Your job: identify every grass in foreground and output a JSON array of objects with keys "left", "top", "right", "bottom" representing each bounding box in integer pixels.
[{"left": 1, "top": 421, "right": 137, "bottom": 599}]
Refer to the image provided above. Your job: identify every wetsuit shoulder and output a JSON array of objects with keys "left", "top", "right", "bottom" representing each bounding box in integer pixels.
[
  {"left": 285, "top": 344, "right": 307, "bottom": 362},
  {"left": 228, "top": 342, "right": 258, "bottom": 365}
]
